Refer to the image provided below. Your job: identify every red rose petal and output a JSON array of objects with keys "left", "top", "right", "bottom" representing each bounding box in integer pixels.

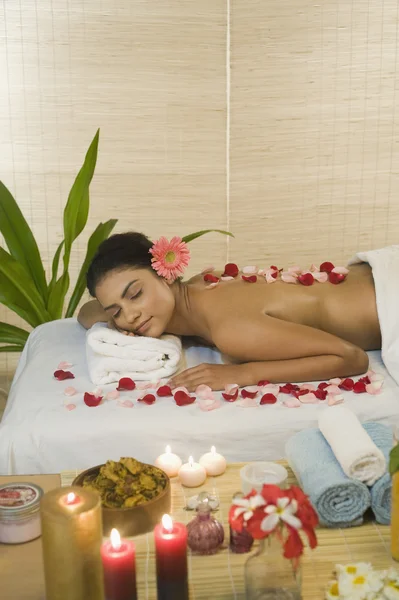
[
  {"left": 204, "top": 273, "right": 220, "bottom": 283},
  {"left": 84, "top": 392, "right": 103, "bottom": 407},
  {"left": 270, "top": 265, "right": 279, "bottom": 271},
  {"left": 340, "top": 378, "right": 355, "bottom": 391},
  {"left": 298, "top": 273, "right": 314, "bottom": 286},
  {"left": 358, "top": 376, "right": 371, "bottom": 385},
  {"left": 320, "top": 261, "right": 335, "bottom": 273},
  {"left": 353, "top": 381, "right": 367, "bottom": 394},
  {"left": 54, "top": 369, "right": 75, "bottom": 381},
  {"left": 257, "top": 380, "right": 271, "bottom": 386},
  {"left": 117, "top": 377, "right": 136, "bottom": 391},
  {"left": 241, "top": 388, "right": 258, "bottom": 399},
  {"left": 314, "top": 389, "right": 327, "bottom": 400},
  {"left": 318, "top": 382, "right": 329, "bottom": 391},
  {"left": 222, "top": 389, "right": 239, "bottom": 402},
  {"left": 328, "top": 272, "right": 346, "bottom": 285},
  {"left": 138, "top": 394, "right": 156, "bottom": 405},
  {"left": 157, "top": 385, "right": 173, "bottom": 397},
  {"left": 223, "top": 263, "right": 239, "bottom": 278},
  {"left": 260, "top": 393, "right": 277, "bottom": 405},
  {"left": 242, "top": 275, "right": 257, "bottom": 283},
  {"left": 174, "top": 391, "right": 196, "bottom": 406},
  {"left": 279, "top": 385, "right": 292, "bottom": 394}
]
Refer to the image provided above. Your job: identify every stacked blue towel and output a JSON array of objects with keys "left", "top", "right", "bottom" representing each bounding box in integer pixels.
[
  {"left": 285, "top": 428, "right": 370, "bottom": 527},
  {"left": 364, "top": 422, "right": 393, "bottom": 525}
]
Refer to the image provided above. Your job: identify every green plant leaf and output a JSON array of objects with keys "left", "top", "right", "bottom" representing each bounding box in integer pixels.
[
  {"left": 47, "top": 272, "right": 70, "bottom": 320},
  {"left": 47, "top": 240, "right": 64, "bottom": 301},
  {"left": 0, "top": 344, "right": 24, "bottom": 353},
  {"left": 65, "top": 219, "right": 118, "bottom": 318},
  {"left": 182, "top": 229, "right": 234, "bottom": 244},
  {"left": 0, "top": 180, "right": 48, "bottom": 299},
  {"left": 0, "top": 322, "right": 29, "bottom": 346},
  {"left": 389, "top": 444, "right": 399, "bottom": 476},
  {"left": 0, "top": 274, "right": 41, "bottom": 327},
  {"left": 0, "top": 247, "right": 51, "bottom": 325}
]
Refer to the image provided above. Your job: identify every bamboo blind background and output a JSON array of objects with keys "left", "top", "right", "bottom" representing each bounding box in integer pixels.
[{"left": 1, "top": 0, "right": 399, "bottom": 394}]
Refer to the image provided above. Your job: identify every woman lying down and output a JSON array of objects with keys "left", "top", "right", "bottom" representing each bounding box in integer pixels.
[{"left": 78, "top": 232, "right": 385, "bottom": 392}]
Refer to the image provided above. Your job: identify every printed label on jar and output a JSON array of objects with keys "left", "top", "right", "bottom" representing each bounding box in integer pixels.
[{"left": 0, "top": 485, "right": 39, "bottom": 509}]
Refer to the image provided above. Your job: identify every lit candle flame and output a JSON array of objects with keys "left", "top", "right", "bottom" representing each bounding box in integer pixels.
[
  {"left": 188, "top": 456, "right": 194, "bottom": 467},
  {"left": 66, "top": 492, "right": 76, "bottom": 504},
  {"left": 211, "top": 446, "right": 216, "bottom": 454},
  {"left": 162, "top": 514, "right": 173, "bottom": 533},
  {"left": 165, "top": 445, "right": 171, "bottom": 454},
  {"left": 110, "top": 528, "right": 121, "bottom": 550}
]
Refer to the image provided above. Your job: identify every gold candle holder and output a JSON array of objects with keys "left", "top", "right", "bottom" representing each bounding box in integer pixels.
[{"left": 40, "top": 486, "right": 105, "bottom": 600}]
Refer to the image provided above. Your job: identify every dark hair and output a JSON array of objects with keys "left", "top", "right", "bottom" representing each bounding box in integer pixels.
[{"left": 86, "top": 231, "right": 153, "bottom": 297}]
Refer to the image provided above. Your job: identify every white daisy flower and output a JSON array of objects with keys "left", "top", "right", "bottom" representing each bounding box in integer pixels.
[
  {"left": 336, "top": 564, "right": 374, "bottom": 578},
  {"left": 338, "top": 569, "right": 384, "bottom": 600},
  {"left": 325, "top": 580, "right": 340, "bottom": 599},
  {"left": 382, "top": 569, "right": 399, "bottom": 600},
  {"left": 233, "top": 494, "right": 266, "bottom": 522},
  {"left": 261, "top": 497, "right": 302, "bottom": 532}
]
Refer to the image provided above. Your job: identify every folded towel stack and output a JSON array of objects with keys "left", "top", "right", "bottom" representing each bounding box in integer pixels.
[
  {"left": 86, "top": 322, "right": 183, "bottom": 385},
  {"left": 286, "top": 406, "right": 393, "bottom": 527}
]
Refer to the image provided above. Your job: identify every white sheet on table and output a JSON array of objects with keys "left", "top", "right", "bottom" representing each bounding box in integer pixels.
[{"left": 1, "top": 318, "right": 399, "bottom": 475}]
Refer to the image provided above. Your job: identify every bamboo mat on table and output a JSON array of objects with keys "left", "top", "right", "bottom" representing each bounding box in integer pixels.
[{"left": 61, "top": 462, "right": 394, "bottom": 600}]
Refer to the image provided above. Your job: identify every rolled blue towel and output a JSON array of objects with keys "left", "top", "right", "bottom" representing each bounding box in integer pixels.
[
  {"left": 363, "top": 422, "right": 393, "bottom": 525},
  {"left": 286, "top": 428, "right": 371, "bottom": 528}
]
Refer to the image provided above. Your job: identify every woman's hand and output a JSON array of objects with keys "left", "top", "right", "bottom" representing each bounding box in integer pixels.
[{"left": 168, "top": 363, "right": 246, "bottom": 392}]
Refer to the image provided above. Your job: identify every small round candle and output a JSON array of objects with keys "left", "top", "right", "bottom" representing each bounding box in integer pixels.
[
  {"left": 199, "top": 446, "right": 227, "bottom": 477},
  {"left": 101, "top": 528, "right": 137, "bottom": 600},
  {"left": 154, "top": 514, "right": 188, "bottom": 600},
  {"left": 178, "top": 456, "right": 207, "bottom": 488},
  {"left": 155, "top": 445, "right": 182, "bottom": 477}
]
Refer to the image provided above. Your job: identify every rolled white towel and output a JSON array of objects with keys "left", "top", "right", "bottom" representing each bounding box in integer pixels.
[
  {"left": 86, "top": 322, "right": 183, "bottom": 385},
  {"left": 318, "top": 406, "right": 386, "bottom": 486}
]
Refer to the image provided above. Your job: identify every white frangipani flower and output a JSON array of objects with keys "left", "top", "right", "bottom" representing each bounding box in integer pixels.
[
  {"left": 233, "top": 494, "right": 266, "bottom": 522},
  {"left": 338, "top": 567, "right": 384, "bottom": 600},
  {"left": 261, "top": 497, "right": 302, "bottom": 532}
]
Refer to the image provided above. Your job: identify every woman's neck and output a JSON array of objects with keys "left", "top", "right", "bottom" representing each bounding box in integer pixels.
[{"left": 166, "top": 282, "right": 209, "bottom": 339}]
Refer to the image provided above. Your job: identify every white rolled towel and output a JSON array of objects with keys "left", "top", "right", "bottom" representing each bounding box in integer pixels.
[
  {"left": 86, "top": 322, "right": 183, "bottom": 385},
  {"left": 318, "top": 406, "right": 386, "bottom": 486}
]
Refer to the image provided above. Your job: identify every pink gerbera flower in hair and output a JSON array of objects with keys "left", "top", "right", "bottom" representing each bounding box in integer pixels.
[{"left": 149, "top": 236, "right": 190, "bottom": 281}]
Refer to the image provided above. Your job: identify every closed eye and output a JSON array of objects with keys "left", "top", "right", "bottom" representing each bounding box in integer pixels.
[{"left": 130, "top": 290, "right": 142, "bottom": 300}]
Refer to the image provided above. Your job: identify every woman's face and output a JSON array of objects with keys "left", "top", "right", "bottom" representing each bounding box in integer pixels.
[{"left": 95, "top": 267, "right": 175, "bottom": 337}]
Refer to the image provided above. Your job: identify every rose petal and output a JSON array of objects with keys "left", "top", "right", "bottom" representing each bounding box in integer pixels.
[
  {"left": 313, "top": 271, "right": 328, "bottom": 283},
  {"left": 318, "top": 382, "right": 329, "bottom": 390},
  {"left": 225, "top": 383, "right": 239, "bottom": 394},
  {"left": 283, "top": 398, "right": 301, "bottom": 408},
  {"left": 242, "top": 266, "right": 258, "bottom": 274},
  {"left": 258, "top": 269, "right": 265, "bottom": 275},
  {"left": 157, "top": 385, "right": 173, "bottom": 397},
  {"left": 353, "top": 381, "right": 367, "bottom": 394},
  {"left": 195, "top": 384, "right": 215, "bottom": 400},
  {"left": 201, "top": 266, "right": 215, "bottom": 274},
  {"left": 223, "top": 263, "right": 239, "bottom": 278},
  {"left": 325, "top": 384, "right": 341, "bottom": 395},
  {"left": 237, "top": 397, "right": 258, "bottom": 408},
  {"left": 260, "top": 393, "right": 277, "bottom": 405},
  {"left": 54, "top": 370, "right": 75, "bottom": 381},
  {"left": 84, "top": 392, "right": 103, "bottom": 407},
  {"left": 174, "top": 391, "right": 196, "bottom": 406},
  {"left": 339, "top": 378, "right": 354, "bottom": 391},
  {"left": 205, "top": 282, "right": 219, "bottom": 289},
  {"left": 222, "top": 391, "right": 239, "bottom": 402},
  {"left": 257, "top": 379, "right": 270, "bottom": 386},
  {"left": 117, "top": 399, "right": 134, "bottom": 408},
  {"left": 65, "top": 403, "right": 76, "bottom": 411},
  {"left": 242, "top": 275, "right": 257, "bottom": 283},
  {"left": 204, "top": 273, "right": 220, "bottom": 283},
  {"left": 298, "top": 272, "right": 314, "bottom": 286},
  {"left": 300, "top": 383, "right": 316, "bottom": 391},
  {"left": 320, "top": 261, "right": 335, "bottom": 273},
  {"left": 117, "top": 377, "right": 136, "bottom": 391},
  {"left": 309, "top": 264, "right": 319, "bottom": 273},
  {"left": 259, "top": 383, "right": 280, "bottom": 396},
  {"left": 199, "top": 398, "right": 222, "bottom": 411},
  {"left": 58, "top": 361, "right": 73, "bottom": 369},
  {"left": 281, "top": 273, "right": 298, "bottom": 284},
  {"left": 299, "top": 392, "right": 318, "bottom": 404},
  {"left": 138, "top": 394, "right": 156, "bottom": 405},
  {"left": 369, "top": 372, "right": 384, "bottom": 383},
  {"left": 220, "top": 275, "right": 235, "bottom": 281},
  {"left": 106, "top": 390, "right": 120, "bottom": 400},
  {"left": 241, "top": 386, "right": 259, "bottom": 399},
  {"left": 288, "top": 266, "right": 302, "bottom": 275},
  {"left": 327, "top": 393, "right": 344, "bottom": 406},
  {"left": 332, "top": 266, "right": 349, "bottom": 275},
  {"left": 358, "top": 375, "right": 371, "bottom": 384},
  {"left": 93, "top": 387, "right": 103, "bottom": 397},
  {"left": 329, "top": 272, "right": 346, "bottom": 284},
  {"left": 265, "top": 269, "right": 278, "bottom": 283},
  {"left": 64, "top": 386, "right": 77, "bottom": 397},
  {"left": 328, "top": 378, "right": 342, "bottom": 385},
  {"left": 314, "top": 389, "right": 327, "bottom": 400},
  {"left": 366, "top": 383, "right": 383, "bottom": 395},
  {"left": 136, "top": 381, "right": 155, "bottom": 390}
]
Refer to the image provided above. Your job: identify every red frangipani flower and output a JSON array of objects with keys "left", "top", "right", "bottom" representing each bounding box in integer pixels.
[{"left": 149, "top": 236, "right": 190, "bottom": 281}]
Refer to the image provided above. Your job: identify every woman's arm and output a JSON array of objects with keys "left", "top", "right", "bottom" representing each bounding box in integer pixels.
[
  {"left": 77, "top": 300, "right": 108, "bottom": 330},
  {"left": 168, "top": 314, "right": 368, "bottom": 390}
]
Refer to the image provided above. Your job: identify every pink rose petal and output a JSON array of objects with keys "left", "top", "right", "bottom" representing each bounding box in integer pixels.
[
  {"left": 117, "top": 399, "right": 134, "bottom": 408},
  {"left": 220, "top": 276, "right": 235, "bottom": 281},
  {"left": 106, "top": 390, "right": 120, "bottom": 400},
  {"left": 328, "top": 378, "right": 342, "bottom": 385},
  {"left": 58, "top": 361, "right": 73, "bottom": 369},
  {"left": 225, "top": 383, "right": 239, "bottom": 394},
  {"left": 265, "top": 269, "right": 278, "bottom": 283},
  {"left": 205, "top": 282, "right": 219, "bottom": 289},
  {"left": 136, "top": 381, "right": 155, "bottom": 391},
  {"left": 195, "top": 384, "right": 215, "bottom": 401},
  {"left": 366, "top": 382, "right": 383, "bottom": 395},
  {"left": 259, "top": 383, "right": 280, "bottom": 396},
  {"left": 172, "top": 386, "right": 190, "bottom": 395},
  {"left": 332, "top": 266, "right": 349, "bottom": 275},
  {"left": 281, "top": 272, "right": 298, "bottom": 284},
  {"left": 258, "top": 269, "right": 265, "bottom": 276},
  {"left": 300, "top": 383, "right": 316, "bottom": 391},
  {"left": 242, "top": 266, "right": 258, "bottom": 274},
  {"left": 283, "top": 398, "right": 301, "bottom": 408},
  {"left": 237, "top": 397, "right": 258, "bottom": 408},
  {"left": 64, "top": 386, "right": 77, "bottom": 397},
  {"left": 93, "top": 387, "right": 103, "bottom": 397},
  {"left": 65, "top": 403, "right": 76, "bottom": 411},
  {"left": 199, "top": 398, "right": 222, "bottom": 411},
  {"left": 369, "top": 372, "right": 384, "bottom": 383},
  {"left": 309, "top": 264, "right": 319, "bottom": 273},
  {"left": 327, "top": 393, "right": 344, "bottom": 406},
  {"left": 313, "top": 271, "right": 328, "bottom": 283},
  {"left": 325, "top": 384, "right": 341, "bottom": 395},
  {"left": 299, "top": 392, "right": 318, "bottom": 404},
  {"left": 288, "top": 266, "right": 302, "bottom": 275}
]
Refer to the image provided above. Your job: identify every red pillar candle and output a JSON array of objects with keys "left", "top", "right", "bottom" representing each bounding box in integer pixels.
[
  {"left": 154, "top": 514, "right": 189, "bottom": 600},
  {"left": 101, "top": 528, "right": 137, "bottom": 600}
]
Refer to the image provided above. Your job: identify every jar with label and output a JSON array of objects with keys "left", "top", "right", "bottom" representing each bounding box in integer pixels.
[{"left": 0, "top": 482, "right": 43, "bottom": 544}]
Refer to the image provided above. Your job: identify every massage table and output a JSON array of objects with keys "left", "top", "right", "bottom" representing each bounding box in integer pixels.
[{"left": 1, "top": 318, "right": 399, "bottom": 475}]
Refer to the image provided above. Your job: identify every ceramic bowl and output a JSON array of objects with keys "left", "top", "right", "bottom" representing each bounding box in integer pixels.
[
  {"left": 240, "top": 462, "right": 288, "bottom": 495},
  {"left": 73, "top": 463, "right": 171, "bottom": 537}
]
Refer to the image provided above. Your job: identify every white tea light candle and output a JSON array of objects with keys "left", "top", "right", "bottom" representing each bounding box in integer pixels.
[
  {"left": 155, "top": 446, "right": 182, "bottom": 478},
  {"left": 178, "top": 457, "right": 207, "bottom": 488},
  {"left": 199, "top": 446, "right": 227, "bottom": 477}
]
